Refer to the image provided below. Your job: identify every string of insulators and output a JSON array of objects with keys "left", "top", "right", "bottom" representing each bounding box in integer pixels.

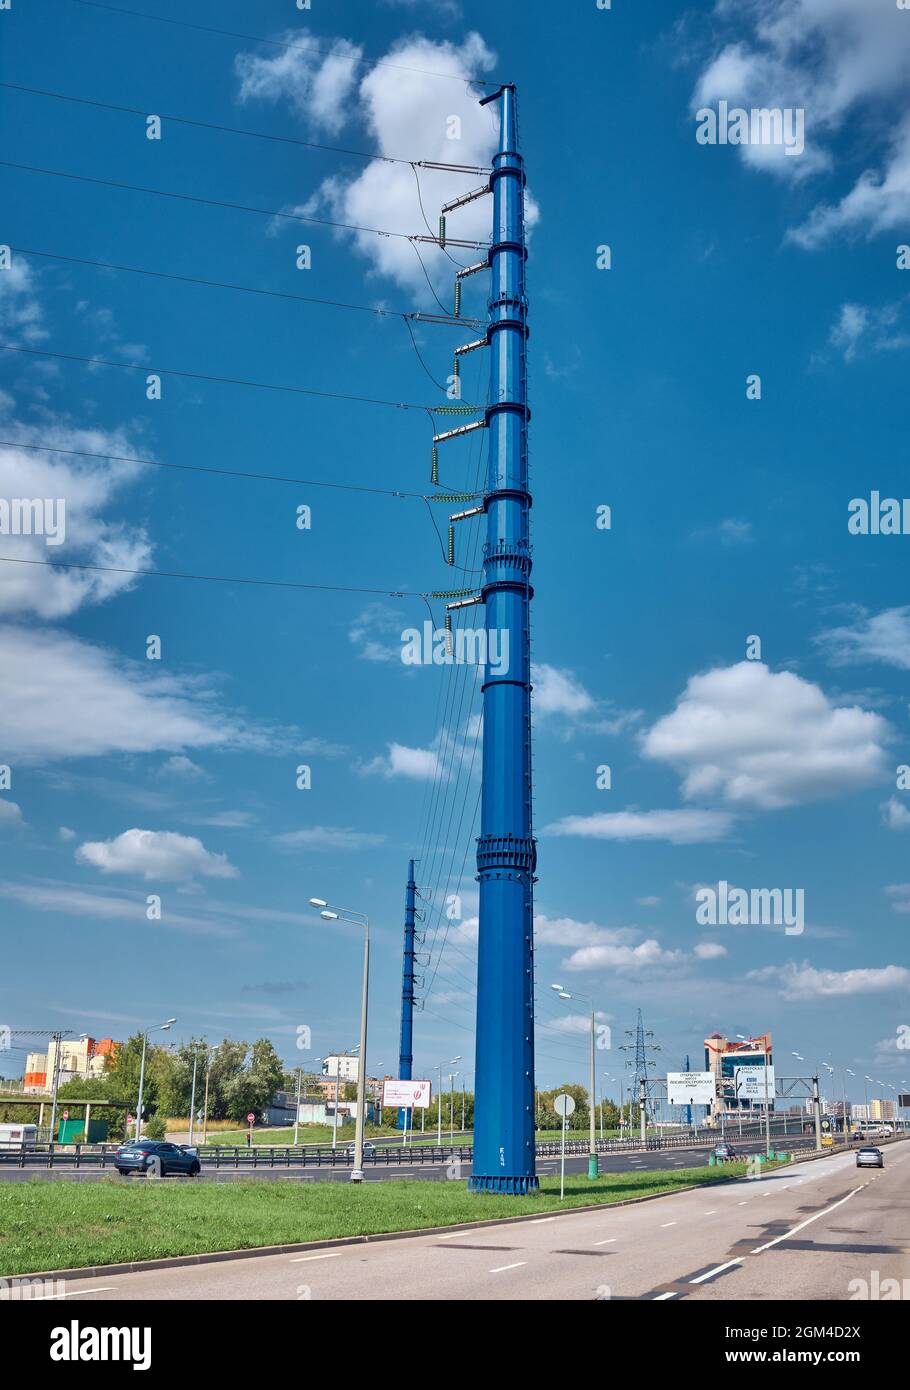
[
  {"left": 453, "top": 278, "right": 462, "bottom": 317},
  {"left": 435, "top": 403, "right": 482, "bottom": 416},
  {"left": 431, "top": 445, "right": 439, "bottom": 485},
  {"left": 438, "top": 215, "right": 446, "bottom": 249},
  {"left": 428, "top": 492, "right": 477, "bottom": 503},
  {"left": 446, "top": 525, "right": 455, "bottom": 566},
  {"left": 444, "top": 613, "right": 453, "bottom": 656},
  {"left": 452, "top": 355, "right": 460, "bottom": 387},
  {"left": 430, "top": 587, "right": 475, "bottom": 599}
]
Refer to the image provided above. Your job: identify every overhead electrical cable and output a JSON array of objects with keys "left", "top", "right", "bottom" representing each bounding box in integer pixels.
[
  {"left": 0, "top": 161, "right": 489, "bottom": 251},
  {"left": 67, "top": 0, "right": 502, "bottom": 88},
  {"left": 0, "top": 81, "right": 491, "bottom": 173}
]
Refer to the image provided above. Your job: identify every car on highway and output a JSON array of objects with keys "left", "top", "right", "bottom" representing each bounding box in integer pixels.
[
  {"left": 115, "top": 1140, "right": 201, "bottom": 1177},
  {"left": 712, "top": 1143, "right": 738, "bottom": 1162},
  {"left": 855, "top": 1146, "right": 884, "bottom": 1169},
  {"left": 344, "top": 1141, "right": 377, "bottom": 1157}
]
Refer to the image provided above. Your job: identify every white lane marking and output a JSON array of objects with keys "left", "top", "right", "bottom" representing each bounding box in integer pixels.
[
  {"left": 436, "top": 1231, "right": 468, "bottom": 1240},
  {"left": 594, "top": 1238, "right": 616, "bottom": 1246},
  {"left": 660, "top": 1221, "right": 677, "bottom": 1228},
  {"left": 703, "top": 1210, "right": 717, "bottom": 1216},
  {"left": 490, "top": 1261, "right": 527, "bottom": 1273},
  {"left": 737, "top": 1200, "right": 748, "bottom": 1206},
  {"left": 654, "top": 1291, "right": 678, "bottom": 1300},
  {"left": 290, "top": 1252, "right": 343, "bottom": 1263},
  {"left": 532, "top": 1216, "right": 558, "bottom": 1223},
  {"left": 690, "top": 1259, "right": 743, "bottom": 1285},
  {"left": 32, "top": 1286, "right": 118, "bottom": 1299},
  {"left": 750, "top": 1185, "right": 865, "bottom": 1255}
]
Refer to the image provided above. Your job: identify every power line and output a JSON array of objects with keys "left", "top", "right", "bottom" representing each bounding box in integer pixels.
[
  {"left": 0, "top": 161, "right": 489, "bottom": 251},
  {"left": 8, "top": 246, "right": 483, "bottom": 332},
  {"left": 0, "top": 81, "right": 492, "bottom": 174},
  {"left": 67, "top": 0, "right": 501, "bottom": 88},
  {"left": 0, "top": 552, "right": 429, "bottom": 599},
  {"left": 0, "top": 342, "right": 484, "bottom": 414},
  {"left": 0, "top": 436, "right": 457, "bottom": 501}
]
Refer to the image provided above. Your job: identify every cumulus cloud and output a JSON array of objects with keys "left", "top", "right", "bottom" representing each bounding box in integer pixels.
[
  {"left": 0, "top": 417, "right": 154, "bottom": 620},
  {"left": 0, "top": 258, "right": 47, "bottom": 343},
  {"left": 748, "top": 960, "right": 910, "bottom": 1000},
  {"left": 362, "top": 741, "right": 439, "bottom": 780},
  {"left": 692, "top": 0, "right": 910, "bottom": 232},
  {"left": 533, "top": 914, "right": 640, "bottom": 948},
  {"left": 76, "top": 828, "right": 238, "bottom": 882},
  {"left": 241, "top": 33, "right": 531, "bottom": 299},
  {"left": 272, "top": 826, "right": 386, "bottom": 851},
  {"left": 694, "top": 941, "right": 728, "bottom": 960},
  {"left": 815, "top": 607, "right": 910, "bottom": 671},
  {"left": 532, "top": 664, "right": 595, "bottom": 718},
  {"left": 642, "top": 662, "right": 890, "bottom": 809},
  {"left": 0, "top": 625, "right": 285, "bottom": 763},
  {"left": 0, "top": 799, "right": 23, "bottom": 826},
  {"left": 821, "top": 300, "right": 910, "bottom": 363},
  {"left": 563, "top": 938, "right": 685, "bottom": 973},
  {"left": 235, "top": 33, "right": 362, "bottom": 133},
  {"left": 881, "top": 797, "right": 910, "bottom": 832},
  {"left": 543, "top": 808, "right": 735, "bottom": 845}
]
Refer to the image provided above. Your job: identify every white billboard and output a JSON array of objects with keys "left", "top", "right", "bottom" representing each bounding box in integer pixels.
[
  {"left": 382, "top": 1079, "right": 432, "bottom": 1109},
  {"left": 735, "top": 1065, "right": 775, "bottom": 1102},
  {"left": 667, "top": 1071, "right": 715, "bottom": 1106}
]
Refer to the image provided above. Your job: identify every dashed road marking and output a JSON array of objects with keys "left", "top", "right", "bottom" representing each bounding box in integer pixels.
[
  {"left": 690, "top": 1259, "right": 743, "bottom": 1285},
  {"left": 290, "top": 1252, "right": 343, "bottom": 1263},
  {"left": 490, "top": 1261, "right": 527, "bottom": 1273}
]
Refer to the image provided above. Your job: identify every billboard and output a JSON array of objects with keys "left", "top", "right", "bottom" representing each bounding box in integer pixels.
[
  {"left": 735, "top": 1065, "right": 776, "bottom": 1101},
  {"left": 667, "top": 1071, "right": 715, "bottom": 1106},
  {"left": 382, "top": 1079, "right": 432, "bottom": 1109},
  {"left": 899, "top": 1094, "right": 910, "bottom": 1109}
]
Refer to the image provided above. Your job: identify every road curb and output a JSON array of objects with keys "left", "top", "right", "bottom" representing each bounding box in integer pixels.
[{"left": 5, "top": 1176, "right": 744, "bottom": 1284}]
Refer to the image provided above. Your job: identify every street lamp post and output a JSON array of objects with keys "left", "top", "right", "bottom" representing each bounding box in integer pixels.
[
  {"left": 435, "top": 1057, "right": 461, "bottom": 1145},
  {"left": 135, "top": 1019, "right": 176, "bottom": 1140},
  {"left": 552, "top": 984, "right": 599, "bottom": 1179},
  {"left": 310, "top": 898, "right": 370, "bottom": 1183}
]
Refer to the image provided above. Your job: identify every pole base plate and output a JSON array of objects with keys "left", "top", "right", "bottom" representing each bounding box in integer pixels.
[{"left": 468, "top": 1173, "right": 539, "bottom": 1195}]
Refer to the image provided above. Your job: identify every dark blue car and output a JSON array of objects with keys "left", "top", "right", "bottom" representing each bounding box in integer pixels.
[{"left": 115, "top": 1140, "right": 201, "bottom": 1177}]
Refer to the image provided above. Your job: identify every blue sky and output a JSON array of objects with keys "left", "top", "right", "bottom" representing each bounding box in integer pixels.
[{"left": 1, "top": 0, "right": 909, "bottom": 1107}]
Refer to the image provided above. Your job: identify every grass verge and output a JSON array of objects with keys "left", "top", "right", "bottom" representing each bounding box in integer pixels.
[{"left": 0, "top": 1162, "right": 767, "bottom": 1276}]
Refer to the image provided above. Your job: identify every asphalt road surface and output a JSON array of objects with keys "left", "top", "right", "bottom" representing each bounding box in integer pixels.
[
  {"left": 0, "top": 1135, "right": 812, "bottom": 1183},
  {"left": 20, "top": 1141, "right": 909, "bottom": 1299}
]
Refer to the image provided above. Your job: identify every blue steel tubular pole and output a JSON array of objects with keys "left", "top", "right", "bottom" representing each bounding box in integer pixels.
[
  {"left": 397, "top": 859, "right": 417, "bottom": 1129},
  {"left": 469, "top": 83, "right": 538, "bottom": 1195}
]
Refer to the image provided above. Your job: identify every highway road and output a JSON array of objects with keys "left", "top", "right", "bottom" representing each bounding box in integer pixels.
[
  {"left": 0, "top": 1135, "right": 813, "bottom": 1183},
  {"left": 20, "top": 1140, "right": 910, "bottom": 1299}
]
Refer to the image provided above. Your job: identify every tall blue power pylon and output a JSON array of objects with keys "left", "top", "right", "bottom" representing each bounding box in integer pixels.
[
  {"left": 397, "top": 859, "right": 417, "bottom": 1129},
  {"left": 468, "top": 84, "right": 537, "bottom": 1194}
]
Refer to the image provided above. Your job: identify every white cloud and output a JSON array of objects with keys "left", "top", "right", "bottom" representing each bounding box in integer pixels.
[
  {"left": 642, "top": 662, "right": 890, "bottom": 809},
  {"left": 563, "top": 938, "right": 684, "bottom": 973},
  {"left": 76, "top": 828, "right": 238, "bottom": 882},
  {"left": 0, "top": 417, "right": 154, "bottom": 620},
  {"left": 0, "top": 625, "right": 283, "bottom": 764},
  {"left": 541, "top": 1010, "right": 612, "bottom": 1037},
  {"left": 694, "top": 941, "right": 728, "bottom": 960},
  {"left": 58, "top": 826, "right": 77, "bottom": 841},
  {"left": 789, "top": 116, "right": 910, "bottom": 248},
  {"left": 157, "top": 755, "right": 208, "bottom": 782},
  {"left": 885, "top": 883, "right": 910, "bottom": 914},
  {"left": 822, "top": 300, "right": 910, "bottom": 363},
  {"left": 0, "top": 799, "right": 23, "bottom": 826},
  {"left": 636, "top": 895, "right": 661, "bottom": 906},
  {"left": 235, "top": 33, "right": 362, "bottom": 134},
  {"left": 362, "top": 741, "right": 439, "bottom": 780},
  {"left": 348, "top": 603, "right": 405, "bottom": 664},
  {"left": 692, "top": 0, "right": 910, "bottom": 225},
  {"left": 272, "top": 826, "right": 386, "bottom": 851},
  {"left": 262, "top": 34, "right": 526, "bottom": 298},
  {"left": 748, "top": 960, "right": 910, "bottom": 1000},
  {"left": 532, "top": 663, "right": 595, "bottom": 718},
  {"left": 0, "top": 259, "right": 47, "bottom": 343},
  {"left": 881, "top": 797, "right": 910, "bottom": 832},
  {"left": 543, "top": 808, "right": 735, "bottom": 844},
  {"left": 815, "top": 607, "right": 910, "bottom": 671},
  {"left": 534, "top": 914, "right": 639, "bottom": 949},
  {"left": 0, "top": 879, "right": 237, "bottom": 937}
]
